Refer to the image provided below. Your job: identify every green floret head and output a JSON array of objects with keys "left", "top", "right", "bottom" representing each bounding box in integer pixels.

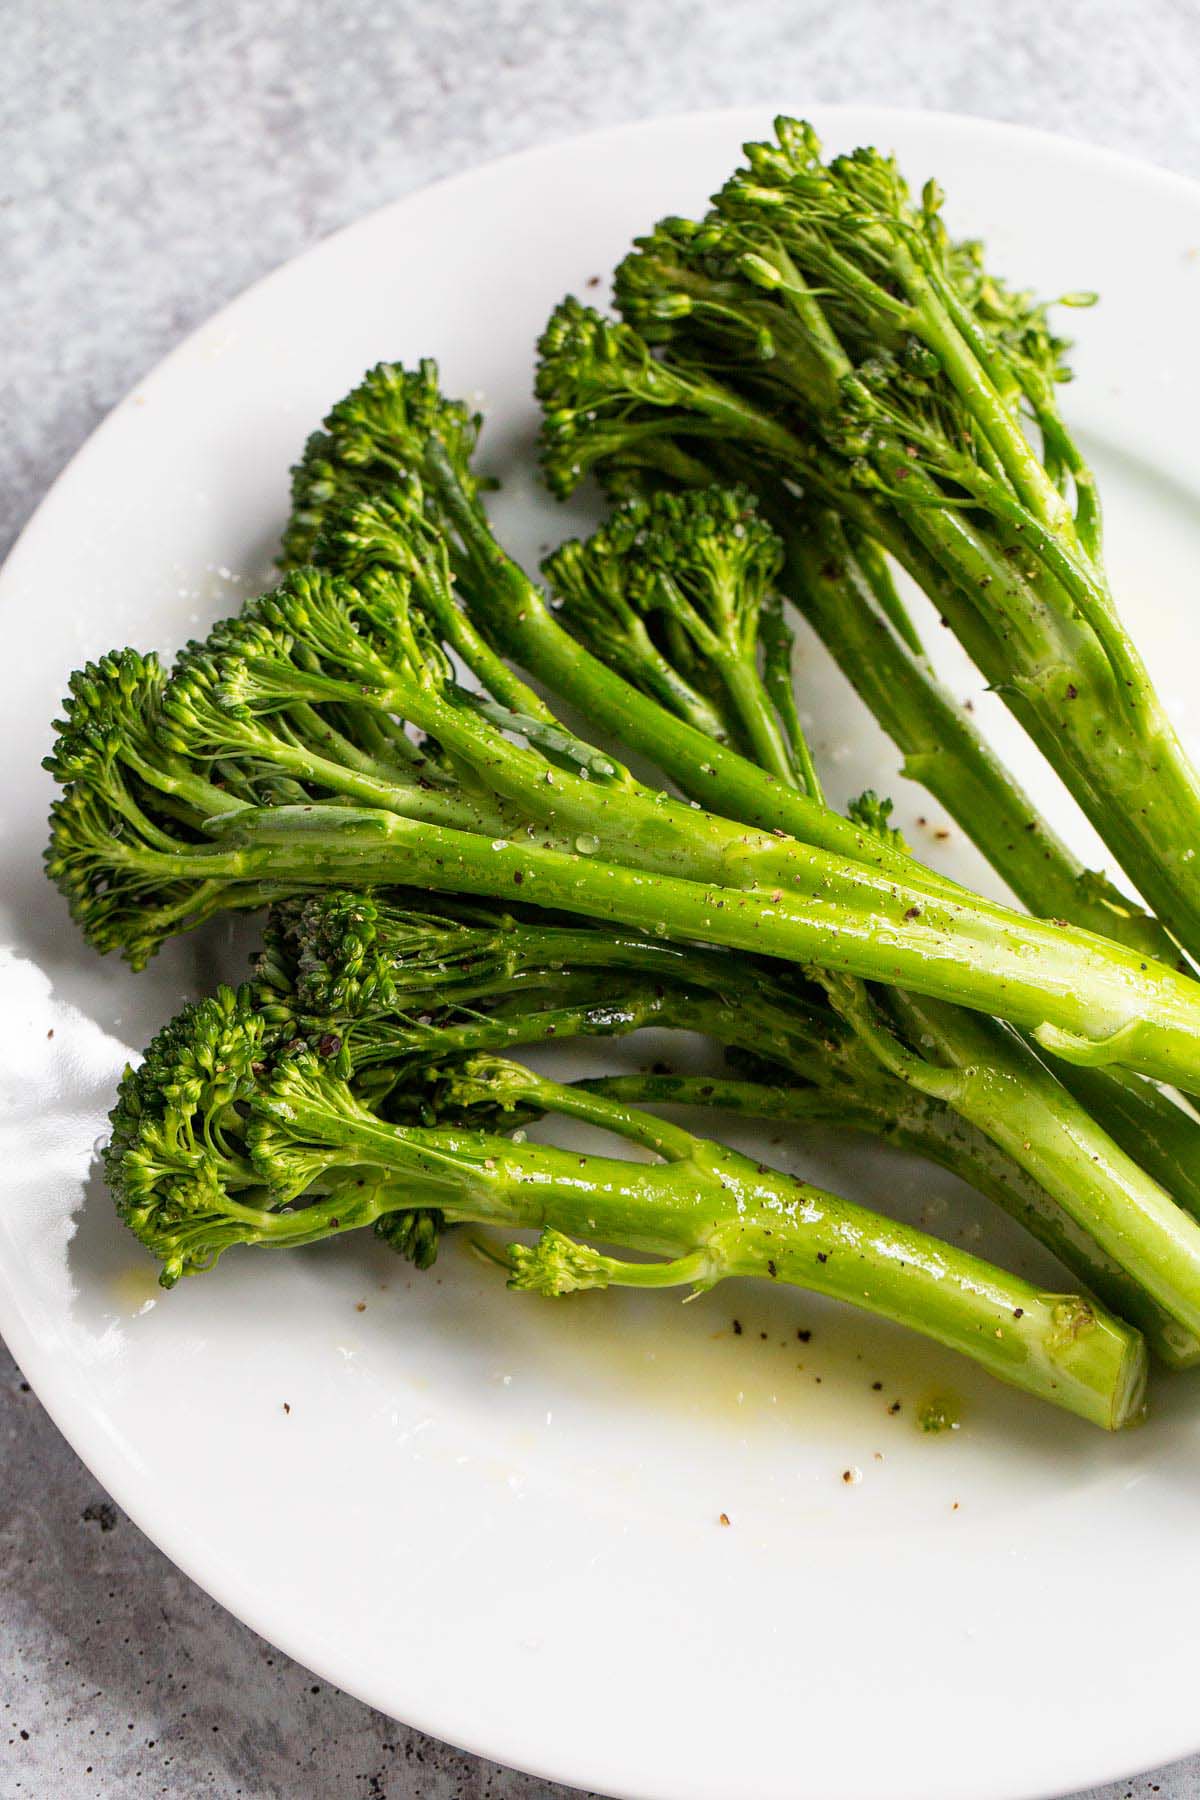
[
  {"left": 536, "top": 297, "right": 731, "bottom": 499},
  {"left": 713, "top": 119, "right": 911, "bottom": 254},
  {"left": 312, "top": 491, "right": 430, "bottom": 591},
  {"left": 45, "top": 782, "right": 226, "bottom": 968},
  {"left": 309, "top": 491, "right": 471, "bottom": 665},
  {"left": 325, "top": 360, "right": 479, "bottom": 477},
  {"left": 635, "top": 484, "right": 782, "bottom": 634},
  {"left": 246, "top": 1054, "right": 477, "bottom": 1247},
  {"left": 245, "top": 1050, "right": 384, "bottom": 1203},
  {"left": 547, "top": 484, "right": 783, "bottom": 639},
  {"left": 43, "top": 648, "right": 167, "bottom": 787},
  {"left": 263, "top": 890, "right": 525, "bottom": 1020},
  {"left": 43, "top": 649, "right": 246, "bottom": 967},
  {"left": 261, "top": 890, "right": 416, "bottom": 1019},
  {"left": 711, "top": 117, "right": 1081, "bottom": 416},
  {"left": 107, "top": 1001, "right": 436, "bottom": 1282},
  {"left": 159, "top": 638, "right": 282, "bottom": 768},
  {"left": 435, "top": 1051, "right": 551, "bottom": 1115},
  {"left": 248, "top": 566, "right": 431, "bottom": 693},
  {"left": 612, "top": 215, "right": 722, "bottom": 339},
  {"left": 540, "top": 515, "right": 649, "bottom": 670},
  {"left": 162, "top": 565, "right": 449, "bottom": 783},
  {"left": 104, "top": 986, "right": 277, "bottom": 1284},
  {"left": 614, "top": 213, "right": 797, "bottom": 376},
  {"left": 282, "top": 430, "right": 376, "bottom": 568},
  {"left": 543, "top": 485, "right": 785, "bottom": 746},
  {"left": 283, "top": 361, "right": 484, "bottom": 567},
  {"left": 507, "top": 1227, "right": 613, "bottom": 1297}
]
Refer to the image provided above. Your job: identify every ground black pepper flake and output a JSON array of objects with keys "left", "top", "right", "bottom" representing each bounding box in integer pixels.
[
  {"left": 872, "top": 1380, "right": 883, "bottom": 1391},
  {"left": 732, "top": 1319, "right": 742, "bottom": 1335},
  {"left": 888, "top": 1401, "right": 902, "bottom": 1415},
  {"left": 797, "top": 1327, "right": 811, "bottom": 1342}
]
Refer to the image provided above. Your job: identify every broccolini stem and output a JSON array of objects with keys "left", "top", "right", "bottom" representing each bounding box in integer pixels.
[
  {"left": 774, "top": 503, "right": 1181, "bottom": 966},
  {"left": 849, "top": 984, "right": 1200, "bottom": 1342},
  {"left": 257, "top": 1065, "right": 1145, "bottom": 1429},
  {"left": 572, "top": 1068, "right": 1199, "bottom": 1368},
  {"left": 209, "top": 803, "right": 1200, "bottom": 1091},
  {"left": 422, "top": 436, "right": 961, "bottom": 898},
  {"left": 711, "top": 647, "right": 798, "bottom": 786},
  {"left": 264, "top": 889, "right": 1198, "bottom": 1366},
  {"left": 759, "top": 592, "right": 822, "bottom": 801}
]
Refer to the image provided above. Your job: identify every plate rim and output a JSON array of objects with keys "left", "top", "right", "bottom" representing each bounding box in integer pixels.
[{"left": 4, "top": 103, "right": 1200, "bottom": 1800}]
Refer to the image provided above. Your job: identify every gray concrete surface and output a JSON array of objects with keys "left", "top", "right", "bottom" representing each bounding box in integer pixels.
[{"left": 5, "top": 1, "right": 1200, "bottom": 1794}]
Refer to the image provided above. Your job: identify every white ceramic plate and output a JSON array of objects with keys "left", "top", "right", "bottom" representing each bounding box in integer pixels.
[{"left": 3, "top": 107, "right": 1200, "bottom": 1800}]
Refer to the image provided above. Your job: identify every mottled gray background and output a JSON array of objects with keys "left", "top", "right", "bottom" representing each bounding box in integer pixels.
[{"left": 4, "top": 1, "right": 1200, "bottom": 1795}]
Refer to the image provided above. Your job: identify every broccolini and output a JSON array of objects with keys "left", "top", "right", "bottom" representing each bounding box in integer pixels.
[{"left": 103, "top": 990, "right": 1147, "bottom": 1429}]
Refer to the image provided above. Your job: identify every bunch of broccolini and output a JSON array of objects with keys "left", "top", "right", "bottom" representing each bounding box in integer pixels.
[
  {"left": 45, "top": 123, "right": 1200, "bottom": 1431},
  {"left": 535, "top": 116, "right": 1200, "bottom": 966}
]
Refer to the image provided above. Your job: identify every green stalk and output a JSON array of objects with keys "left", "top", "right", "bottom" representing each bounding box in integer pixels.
[
  {"left": 759, "top": 591, "right": 822, "bottom": 799},
  {"left": 574, "top": 1068, "right": 1198, "bottom": 1366},
  {"left": 424, "top": 438, "right": 960, "bottom": 898},
  {"left": 1053, "top": 1062, "right": 1200, "bottom": 1224},
  {"left": 264, "top": 892, "right": 1199, "bottom": 1363},
  {"left": 712, "top": 648, "right": 798, "bottom": 785},
  {"left": 209, "top": 803, "right": 1200, "bottom": 1091},
  {"left": 842, "top": 984, "right": 1200, "bottom": 1340},
  {"left": 256, "top": 1058, "right": 1146, "bottom": 1429},
  {"left": 852, "top": 440, "right": 1200, "bottom": 960},
  {"left": 590, "top": 455, "right": 1200, "bottom": 1236},
  {"left": 770, "top": 501, "right": 1181, "bottom": 967},
  {"left": 545, "top": 375, "right": 1142, "bottom": 949}
]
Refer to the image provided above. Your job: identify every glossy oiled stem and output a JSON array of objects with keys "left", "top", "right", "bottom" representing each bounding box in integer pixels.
[
  {"left": 714, "top": 648, "right": 798, "bottom": 786},
  {"left": 1053, "top": 1062, "right": 1200, "bottom": 1225},
  {"left": 425, "top": 438, "right": 960, "bottom": 899},
  {"left": 769, "top": 502, "right": 1180, "bottom": 968},
  {"left": 575, "top": 1070, "right": 1200, "bottom": 1368},
  {"left": 206, "top": 803, "right": 1200, "bottom": 1090},
  {"left": 862, "top": 442, "right": 1200, "bottom": 965},
  {"left": 295, "top": 1089, "right": 1146, "bottom": 1430},
  {"left": 278, "top": 891, "right": 1198, "bottom": 1367},
  {"left": 875, "top": 989, "right": 1200, "bottom": 1343}
]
